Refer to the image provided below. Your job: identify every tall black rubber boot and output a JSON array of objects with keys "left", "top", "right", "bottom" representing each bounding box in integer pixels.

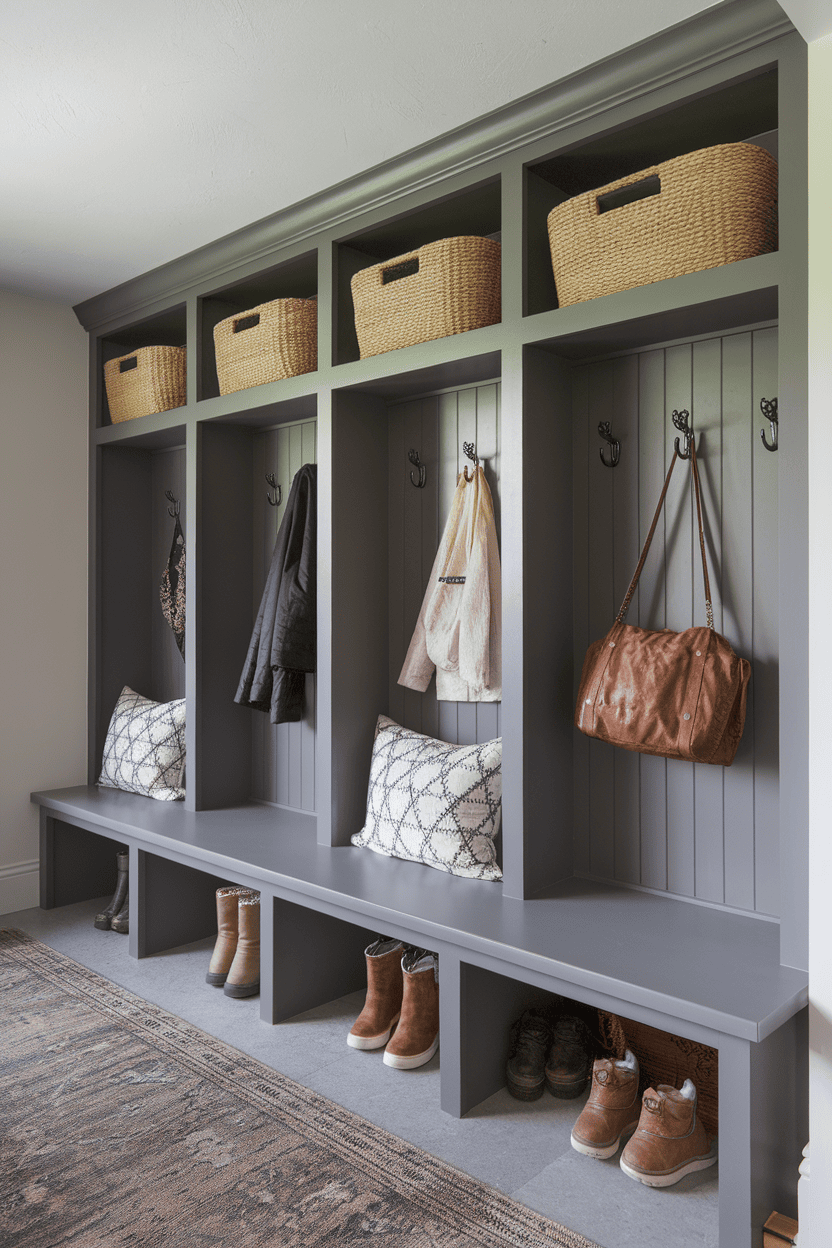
[{"left": 94, "top": 849, "right": 129, "bottom": 931}]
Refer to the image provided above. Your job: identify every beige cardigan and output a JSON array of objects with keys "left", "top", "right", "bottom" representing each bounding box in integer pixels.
[{"left": 398, "top": 466, "right": 501, "bottom": 702}]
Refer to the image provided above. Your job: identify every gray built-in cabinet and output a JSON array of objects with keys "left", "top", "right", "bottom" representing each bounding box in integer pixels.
[{"left": 33, "top": 2, "right": 810, "bottom": 1244}]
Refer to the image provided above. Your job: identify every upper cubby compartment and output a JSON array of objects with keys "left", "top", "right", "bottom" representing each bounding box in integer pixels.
[
  {"left": 97, "top": 304, "right": 187, "bottom": 430},
  {"left": 197, "top": 250, "right": 318, "bottom": 403},
  {"left": 525, "top": 67, "right": 778, "bottom": 319},
  {"left": 334, "top": 177, "right": 501, "bottom": 366}
]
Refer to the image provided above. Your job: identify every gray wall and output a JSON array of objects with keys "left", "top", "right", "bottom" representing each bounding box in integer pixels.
[{"left": 0, "top": 289, "right": 88, "bottom": 912}]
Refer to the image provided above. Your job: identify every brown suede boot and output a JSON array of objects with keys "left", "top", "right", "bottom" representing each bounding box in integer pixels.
[
  {"left": 223, "top": 892, "right": 260, "bottom": 998},
  {"left": 347, "top": 937, "right": 404, "bottom": 1050},
  {"left": 571, "top": 1050, "right": 641, "bottom": 1159},
  {"left": 383, "top": 948, "right": 438, "bottom": 1069},
  {"left": 620, "top": 1080, "right": 718, "bottom": 1187},
  {"left": 206, "top": 886, "right": 254, "bottom": 986}
]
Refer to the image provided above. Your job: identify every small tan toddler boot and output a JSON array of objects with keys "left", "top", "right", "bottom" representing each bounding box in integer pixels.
[
  {"left": 347, "top": 937, "right": 404, "bottom": 1049},
  {"left": 571, "top": 1050, "right": 641, "bottom": 1159},
  {"left": 620, "top": 1079, "right": 718, "bottom": 1187},
  {"left": 221, "top": 891, "right": 261, "bottom": 998},
  {"left": 383, "top": 948, "right": 438, "bottom": 1069},
  {"left": 206, "top": 886, "right": 255, "bottom": 986}
]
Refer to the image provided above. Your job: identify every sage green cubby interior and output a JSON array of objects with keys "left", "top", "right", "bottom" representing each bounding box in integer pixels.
[{"left": 36, "top": 3, "right": 809, "bottom": 1244}]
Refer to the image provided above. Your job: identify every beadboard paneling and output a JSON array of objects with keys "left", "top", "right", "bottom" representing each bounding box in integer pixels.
[
  {"left": 573, "top": 328, "right": 779, "bottom": 917},
  {"left": 250, "top": 418, "right": 317, "bottom": 811},
  {"left": 388, "top": 382, "right": 502, "bottom": 745}
]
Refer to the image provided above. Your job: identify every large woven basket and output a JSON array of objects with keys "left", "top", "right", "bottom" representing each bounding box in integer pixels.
[
  {"left": 213, "top": 298, "right": 317, "bottom": 395},
  {"left": 104, "top": 346, "right": 186, "bottom": 424},
  {"left": 351, "top": 236, "right": 501, "bottom": 359},
  {"left": 547, "top": 142, "right": 778, "bottom": 307},
  {"left": 598, "top": 1010, "right": 718, "bottom": 1136}
]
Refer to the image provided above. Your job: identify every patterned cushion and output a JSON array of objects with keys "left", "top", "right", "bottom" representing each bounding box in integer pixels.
[
  {"left": 98, "top": 686, "right": 186, "bottom": 802},
  {"left": 351, "top": 715, "right": 502, "bottom": 880}
]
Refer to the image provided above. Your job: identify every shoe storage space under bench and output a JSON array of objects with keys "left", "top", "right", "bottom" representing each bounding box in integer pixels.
[{"left": 34, "top": 783, "right": 808, "bottom": 1246}]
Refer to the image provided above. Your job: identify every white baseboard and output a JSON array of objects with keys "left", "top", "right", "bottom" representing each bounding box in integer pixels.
[{"left": 0, "top": 860, "right": 39, "bottom": 917}]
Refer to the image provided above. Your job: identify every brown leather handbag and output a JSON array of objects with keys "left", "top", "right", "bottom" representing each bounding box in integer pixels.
[{"left": 575, "top": 439, "right": 750, "bottom": 766}]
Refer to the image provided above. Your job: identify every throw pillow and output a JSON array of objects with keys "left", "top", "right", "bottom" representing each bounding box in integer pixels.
[
  {"left": 351, "top": 715, "right": 502, "bottom": 880},
  {"left": 98, "top": 686, "right": 186, "bottom": 801}
]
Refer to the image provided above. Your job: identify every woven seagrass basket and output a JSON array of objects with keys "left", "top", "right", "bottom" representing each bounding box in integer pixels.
[
  {"left": 213, "top": 298, "right": 317, "bottom": 395},
  {"left": 598, "top": 1010, "right": 719, "bottom": 1135},
  {"left": 104, "top": 346, "right": 186, "bottom": 424},
  {"left": 547, "top": 142, "right": 778, "bottom": 307},
  {"left": 351, "top": 236, "right": 501, "bottom": 359}
]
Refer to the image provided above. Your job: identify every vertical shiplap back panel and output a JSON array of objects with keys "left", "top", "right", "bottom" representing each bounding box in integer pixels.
[
  {"left": 574, "top": 328, "right": 779, "bottom": 918},
  {"left": 388, "top": 382, "right": 501, "bottom": 747},
  {"left": 150, "top": 447, "right": 186, "bottom": 704},
  {"left": 250, "top": 417, "right": 317, "bottom": 811}
]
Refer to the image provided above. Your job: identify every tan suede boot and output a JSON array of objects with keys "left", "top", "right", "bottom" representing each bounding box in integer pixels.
[
  {"left": 206, "top": 886, "right": 254, "bottom": 986},
  {"left": 571, "top": 1050, "right": 641, "bottom": 1159},
  {"left": 223, "top": 892, "right": 261, "bottom": 998},
  {"left": 347, "top": 937, "right": 404, "bottom": 1050},
  {"left": 383, "top": 948, "right": 438, "bottom": 1069},
  {"left": 620, "top": 1080, "right": 718, "bottom": 1187}
]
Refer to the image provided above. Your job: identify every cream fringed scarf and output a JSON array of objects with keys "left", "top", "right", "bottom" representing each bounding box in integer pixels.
[{"left": 398, "top": 466, "right": 501, "bottom": 702}]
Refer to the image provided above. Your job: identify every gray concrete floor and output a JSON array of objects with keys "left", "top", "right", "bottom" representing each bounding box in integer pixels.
[{"left": 2, "top": 898, "right": 718, "bottom": 1248}]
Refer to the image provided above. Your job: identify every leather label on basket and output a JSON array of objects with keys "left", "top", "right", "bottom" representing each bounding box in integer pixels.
[
  {"left": 382, "top": 257, "right": 419, "bottom": 283},
  {"left": 439, "top": 576, "right": 466, "bottom": 584},
  {"left": 119, "top": 357, "right": 138, "bottom": 373},
  {"left": 597, "top": 175, "right": 661, "bottom": 214},
  {"left": 234, "top": 313, "right": 261, "bottom": 332}
]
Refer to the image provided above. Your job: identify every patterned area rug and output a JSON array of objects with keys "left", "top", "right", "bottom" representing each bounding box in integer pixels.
[{"left": 0, "top": 929, "right": 599, "bottom": 1247}]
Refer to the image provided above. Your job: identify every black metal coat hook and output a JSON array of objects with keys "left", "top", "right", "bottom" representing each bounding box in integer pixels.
[
  {"left": 462, "top": 441, "right": 479, "bottom": 482},
  {"left": 598, "top": 421, "right": 620, "bottom": 468},
  {"left": 164, "top": 490, "right": 180, "bottom": 517},
  {"left": 672, "top": 409, "right": 694, "bottom": 460},
  {"left": 760, "top": 397, "right": 778, "bottom": 452},
  {"left": 265, "top": 473, "right": 282, "bottom": 506},
  {"left": 408, "top": 448, "right": 426, "bottom": 488}
]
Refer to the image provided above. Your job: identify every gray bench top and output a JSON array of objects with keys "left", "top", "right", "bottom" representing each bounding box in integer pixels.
[{"left": 33, "top": 785, "right": 807, "bottom": 1044}]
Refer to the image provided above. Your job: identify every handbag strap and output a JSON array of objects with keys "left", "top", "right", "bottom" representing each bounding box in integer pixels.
[{"left": 616, "top": 438, "right": 714, "bottom": 629}]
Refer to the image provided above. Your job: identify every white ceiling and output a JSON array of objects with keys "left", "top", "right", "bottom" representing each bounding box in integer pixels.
[{"left": 2, "top": 0, "right": 810, "bottom": 308}]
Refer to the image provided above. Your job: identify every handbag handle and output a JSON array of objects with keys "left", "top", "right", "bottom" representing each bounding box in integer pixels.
[{"left": 616, "top": 438, "right": 714, "bottom": 629}]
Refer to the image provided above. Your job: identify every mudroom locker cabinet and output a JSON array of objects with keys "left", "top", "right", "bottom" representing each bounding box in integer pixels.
[{"left": 34, "top": 2, "right": 810, "bottom": 1244}]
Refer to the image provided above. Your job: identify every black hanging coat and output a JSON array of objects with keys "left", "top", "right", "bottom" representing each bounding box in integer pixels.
[{"left": 235, "top": 463, "right": 317, "bottom": 723}]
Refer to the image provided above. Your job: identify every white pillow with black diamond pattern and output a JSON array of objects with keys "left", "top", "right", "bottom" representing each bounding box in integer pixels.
[
  {"left": 351, "top": 715, "right": 502, "bottom": 881},
  {"left": 98, "top": 686, "right": 186, "bottom": 802}
]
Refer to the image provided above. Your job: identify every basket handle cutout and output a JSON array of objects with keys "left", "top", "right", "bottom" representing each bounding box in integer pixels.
[
  {"left": 382, "top": 257, "right": 419, "bottom": 284},
  {"left": 597, "top": 175, "right": 661, "bottom": 215},
  {"left": 119, "top": 356, "right": 138, "bottom": 373},
  {"left": 233, "top": 313, "right": 261, "bottom": 333}
]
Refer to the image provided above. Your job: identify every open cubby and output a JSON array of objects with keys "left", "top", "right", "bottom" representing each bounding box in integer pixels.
[
  {"left": 525, "top": 66, "right": 779, "bottom": 317},
  {"left": 94, "top": 434, "right": 186, "bottom": 783},
  {"left": 334, "top": 177, "right": 501, "bottom": 365},
  {"left": 98, "top": 304, "right": 187, "bottom": 427},
  {"left": 198, "top": 250, "right": 318, "bottom": 401},
  {"left": 42, "top": 9, "right": 809, "bottom": 1245}
]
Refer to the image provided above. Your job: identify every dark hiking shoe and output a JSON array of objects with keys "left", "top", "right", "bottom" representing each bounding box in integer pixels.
[
  {"left": 506, "top": 1006, "right": 554, "bottom": 1100},
  {"left": 545, "top": 1014, "right": 595, "bottom": 1098}
]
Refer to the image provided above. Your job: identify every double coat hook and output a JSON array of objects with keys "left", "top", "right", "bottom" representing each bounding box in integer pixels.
[
  {"left": 462, "top": 441, "right": 480, "bottom": 482},
  {"left": 164, "top": 490, "right": 180, "bottom": 517},
  {"left": 760, "top": 397, "right": 778, "bottom": 452},
  {"left": 265, "top": 473, "right": 282, "bottom": 506},
  {"left": 408, "top": 448, "right": 426, "bottom": 488},
  {"left": 672, "top": 409, "right": 695, "bottom": 459},
  {"left": 598, "top": 421, "right": 620, "bottom": 468}
]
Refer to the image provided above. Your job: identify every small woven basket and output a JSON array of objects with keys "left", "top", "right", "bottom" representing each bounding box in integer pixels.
[
  {"left": 104, "top": 346, "right": 186, "bottom": 424},
  {"left": 351, "top": 236, "right": 501, "bottom": 359},
  {"left": 547, "top": 142, "right": 778, "bottom": 307},
  {"left": 213, "top": 298, "right": 317, "bottom": 395},
  {"left": 597, "top": 1010, "right": 719, "bottom": 1136}
]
